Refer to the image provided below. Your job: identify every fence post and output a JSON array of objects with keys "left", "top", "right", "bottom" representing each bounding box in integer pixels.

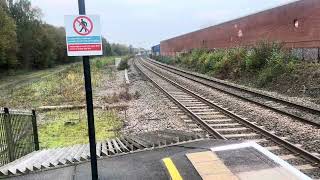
[
  {"left": 4, "top": 108, "right": 14, "bottom": 162},
  {"left": 31, "top": 110, "right": 40, "bottom": 151}
]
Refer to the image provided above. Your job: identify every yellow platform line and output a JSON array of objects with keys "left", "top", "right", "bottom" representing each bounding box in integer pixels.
[{"left": 162, "top": 157, "right": 183, "bottom": 180}]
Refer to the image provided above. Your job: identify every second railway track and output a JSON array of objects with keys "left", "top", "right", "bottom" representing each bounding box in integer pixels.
[
  {"left": 134, "top": 58, "right": 320, "bottom": 179},
  {"left": 145, "top": 57, "right": 320, "bottom": 127}
]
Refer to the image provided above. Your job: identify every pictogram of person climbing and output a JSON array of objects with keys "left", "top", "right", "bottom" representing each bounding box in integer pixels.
[{"left": 79, "top": 18, "right": 88, "bottom": 32}]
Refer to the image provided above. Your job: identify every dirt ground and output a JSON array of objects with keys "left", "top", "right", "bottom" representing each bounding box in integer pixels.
[{"left": 94, "top": 61, "right": 190, "bottom": 135}]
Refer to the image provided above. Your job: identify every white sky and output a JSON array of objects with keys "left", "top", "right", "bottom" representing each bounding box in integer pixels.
[{"left": 30, "top": 0, "right": 298, "bottom": 49}]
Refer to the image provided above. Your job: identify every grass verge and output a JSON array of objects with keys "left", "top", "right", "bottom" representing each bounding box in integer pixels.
[
  {"left": 39, "top": 109, "right": 122, "bottom": 149},
  {"left": 152, "top": 41, "right": 320, "bottom": 102},
  {"left": 0, "top": 57, "right": 116, "bottom": 108},
  {"left": 153, "top": 41, "right": 297, "bottom": 87}
]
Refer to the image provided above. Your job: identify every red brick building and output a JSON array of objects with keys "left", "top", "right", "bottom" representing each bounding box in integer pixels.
[{"left": 160, "top": 0, "right": 320, "bottom": 61}]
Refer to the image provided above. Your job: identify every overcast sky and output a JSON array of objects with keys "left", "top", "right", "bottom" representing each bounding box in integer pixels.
[{"left": 30, "top": 0, "right": 298, "bottom": 49}]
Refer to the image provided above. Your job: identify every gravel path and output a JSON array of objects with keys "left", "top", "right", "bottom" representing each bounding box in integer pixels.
[
  {"left": 95, "top": 61, "right": 191, "bottom": 135},
  {"left": 94, "top": 65, "right": 125, "bottom": 106},
  {"left": 144, "top": 60, "right": 320, "bottom": 154}
]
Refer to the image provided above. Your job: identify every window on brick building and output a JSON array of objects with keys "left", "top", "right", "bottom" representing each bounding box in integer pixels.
[{"left": 294, "top": 19, "right": 299, "bottom": 28}]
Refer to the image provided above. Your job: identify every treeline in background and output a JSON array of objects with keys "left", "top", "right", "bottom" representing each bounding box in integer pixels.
[{"left": 0, "top": 0, "right": 134, "bottom": 73}]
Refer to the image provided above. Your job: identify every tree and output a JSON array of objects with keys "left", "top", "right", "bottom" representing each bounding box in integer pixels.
[
  {"left": 0, "top": 0, "right": 133, "bottom": 72},
  {"left": 102, "top": 37, "right": 112, "bottom": 56},
  {"left": 0, "top": 0, "right": 7, "bottom": 10},
  {"left": 38, "top": 24, "right": 69, "bottom": 67},
  {"left": 0, "top": 5, "right": 17, "bottom": 69},
  {"left": 111, "top": 43, "right": 130, "bottom": 56},
  {"left": 31, "top": 24, "right": 55, "bottom": 68},
  {"left": 8, "top": 0, "right": 42, "bottom": 69}
]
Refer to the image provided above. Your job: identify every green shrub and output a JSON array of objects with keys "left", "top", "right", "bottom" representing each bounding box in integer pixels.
[
  {"left": 155, "top": 40, "right": 298, "bottom": 87},
  {"left": 246, "top": 41, "right": 283, "bottom": 72},
  {"left": 94, "top": 59, "right": 105, "bottom": 69},
  {"left": 187, "top": 49, "right": 204, "bottom": 68},
  {"left": 257, "top": 49, "right": 296, "bottom": 87},
  {"left": 198, "top": 52, "right": 208, "bottom": 73},
  {"left": 154, "top": 56, "right": 175, "bottom": 65},
  {"left": 204, "top": 50, "right": 224, "bottom": 73},
  {"left": 117, "top": 57, "right": 130, "bottom": 70},
  {"left": 210, "top": 48, "right": 246, "bottom": 79}
]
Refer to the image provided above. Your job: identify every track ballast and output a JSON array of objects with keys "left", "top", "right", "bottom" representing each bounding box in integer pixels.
[
  {"left": 146, "top": 58, "right": 320, "bottom": 127},
  {"left": 134, "top": 57, "right": 320, "bottom": 179}
]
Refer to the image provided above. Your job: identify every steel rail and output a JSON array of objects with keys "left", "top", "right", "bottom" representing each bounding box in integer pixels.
[
  {"left": 133, "top": 60, "right": 226, "bottom": 140},
  {"left": 146, "top": 58, "right": 320, "bottom": 127},
  {"left": 137, "top": 58, "right": 320, "bottom": 167}
]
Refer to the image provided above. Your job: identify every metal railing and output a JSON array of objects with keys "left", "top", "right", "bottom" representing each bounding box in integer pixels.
[{"left": 0, "top": 108, "right": 39, "bottom": 165}]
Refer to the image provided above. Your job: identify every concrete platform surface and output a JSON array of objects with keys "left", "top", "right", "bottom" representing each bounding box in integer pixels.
[{"left": 7, "top": 140, "right": 311, "bottom": 180}]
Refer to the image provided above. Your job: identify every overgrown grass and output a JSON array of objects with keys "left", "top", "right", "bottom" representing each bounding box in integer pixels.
[
  {"left": 1, "top": 56, "right": 125, "bottom": 149},
  {"left": 0, "top": 57, "right": 116, "bottom": 108},
  {"left": 39, "top": 109, "right": 122, "bottom": 149},
  {"left": 153, "top": 41, "right": 298, "bottom": 87}
]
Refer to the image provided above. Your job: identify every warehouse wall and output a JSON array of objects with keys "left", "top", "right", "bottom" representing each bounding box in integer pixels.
[{"left": 160, "top": 0, "right": 320, "bottom": 62}]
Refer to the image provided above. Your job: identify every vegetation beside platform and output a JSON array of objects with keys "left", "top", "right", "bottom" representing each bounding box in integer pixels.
[
  {"left": 0, "top": 56, "right": 126, "bottom": 149},
  {"left": 0, "top": 57, "right": 116, "bottom": 109},
  {"left": 153, "top": 41, "right": 320, "bottom": 102},
  {"left": 39, "top": 109, "right": 122, "bottom": 149}
]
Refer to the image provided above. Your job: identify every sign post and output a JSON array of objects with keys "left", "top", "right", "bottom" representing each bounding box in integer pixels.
[
  {"left": 77, "top": 1, "right": 98, "bottom": 179},
  {"left": 64, "top": 0, "right": 100, "bottom": 179}
]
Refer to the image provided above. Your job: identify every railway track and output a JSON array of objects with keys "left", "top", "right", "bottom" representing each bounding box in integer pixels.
[
  {"left": 134, "top": 58, "right": 320, "bottom": 179},
  {"left": 145, "top": 57, "right": 320, "bottom": 127}
]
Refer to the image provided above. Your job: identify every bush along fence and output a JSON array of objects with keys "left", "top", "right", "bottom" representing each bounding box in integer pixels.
[
  {"left": 151, "top": 41, "right": 303, "bottom": 87},
  {"left": 0, "top": 108, "right": 39, "bottom": 165}
]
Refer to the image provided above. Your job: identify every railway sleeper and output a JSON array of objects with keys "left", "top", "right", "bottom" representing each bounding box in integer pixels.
[
  {"left": 295, "top": 164, "right": 319, "bottom": 171},
  {"left": 199, "top": 115, "right": 229, "bottom": 120},
  {"left": 204, "top": 119, "right": 234, "bottom": 123},
  {"left": 223, "top": 133, "right": 260, "bottom": 139},
  {"left": 185, "top": 106, "right": 211, "bottom": 110},
  {"left": 193, "top": 111, "right": 221, "bottom": 115},
  {"left": 192, "top": 128, "right": 204, "bottom": 132},
  {"left": 279, "top": 154, "right": 298, "bottom": 161},
  {"left": 182, "top": 119, "right": 194, "bottom": 123},
  {"left": 215, "top": 127, "right": 249, "bottom": 133},
  {"left": 183, "top": 102, "right": 207, "bottom": 105},
  {"left": 176, "top": 100, "right": 200, "bottom": 103},
  {"left": 249, "top": 138, "right": 269, "bottom": 144},
  {"left": 265, "top": 146, "right": 282, "bottom": 151},
  {"left": 210, "top": 123, "right": 242, "bottom": 127}
]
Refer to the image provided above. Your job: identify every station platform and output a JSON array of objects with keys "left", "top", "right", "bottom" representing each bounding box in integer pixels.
[{"left": 7, "top": 139, "right": 310, "bottom": 180}]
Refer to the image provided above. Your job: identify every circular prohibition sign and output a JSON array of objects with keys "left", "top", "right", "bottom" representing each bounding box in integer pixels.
[{"left": 73, "top": 16, "right": 93, "bottom": 36}]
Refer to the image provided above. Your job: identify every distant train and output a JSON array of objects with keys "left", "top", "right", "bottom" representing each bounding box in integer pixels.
[{"left": 151, "top": 44, "right": 160, "bottom": 56}]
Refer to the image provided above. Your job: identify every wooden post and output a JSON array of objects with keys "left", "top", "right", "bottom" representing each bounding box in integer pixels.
[
  {"left": 31, "top": 110, "right": 40, "bottom": 151},
  {"left": 4, "top": 108, "right": 14, "bottom": 162}
]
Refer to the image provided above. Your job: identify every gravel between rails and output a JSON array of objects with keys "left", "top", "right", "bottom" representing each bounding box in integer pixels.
[
  {"left": 143, "top": 60, "right": 320, "bottom": 155},
  {"left": 118, "top": 60, "right": 191, "bottom": 135}
]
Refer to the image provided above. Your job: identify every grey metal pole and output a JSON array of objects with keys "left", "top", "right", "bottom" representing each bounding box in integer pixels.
[
  {"left": 77, "top": 0, "right": 98, "bottom": 179},
  {"left": 4, "top": 108, "right": 14, "bottom": 162},
  {"left": 31, "top": 110, "right": 39, "bottom": 151}
]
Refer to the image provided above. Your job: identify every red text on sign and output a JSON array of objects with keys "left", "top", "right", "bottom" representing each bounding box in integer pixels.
[{"left": 68, "top": 44, "right": 102, "bottom": 51}]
